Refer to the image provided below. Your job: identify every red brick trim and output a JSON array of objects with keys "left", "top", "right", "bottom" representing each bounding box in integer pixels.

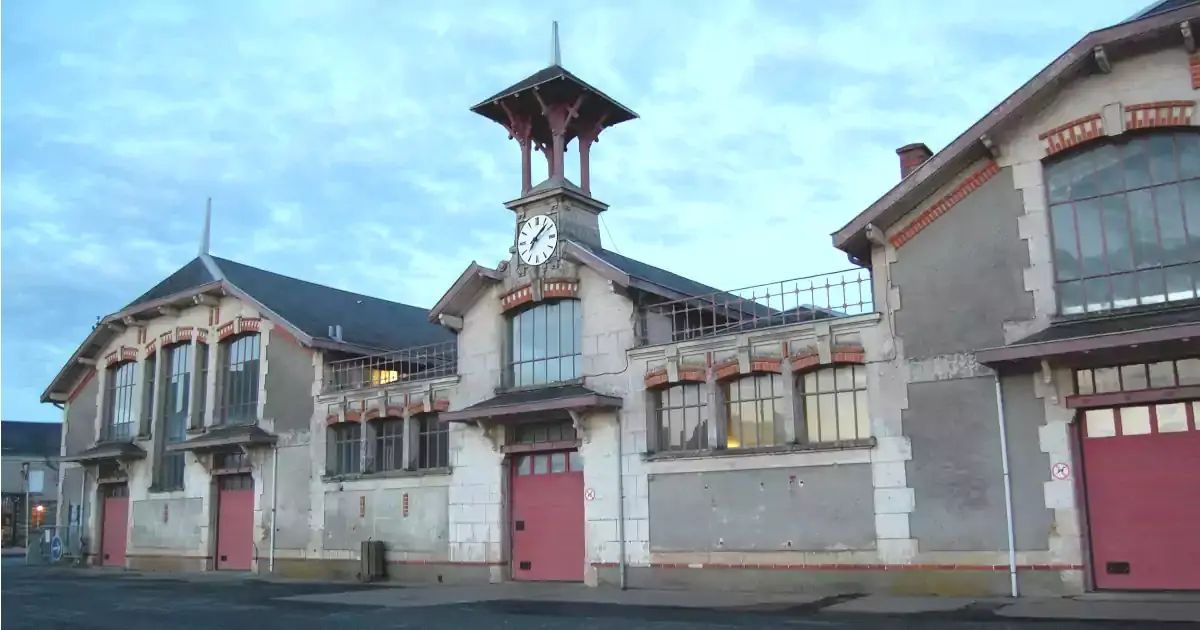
[
  {"left": 1125, "top": 100, "right": 1196, "bottom": 130},
  {"left": 145, "top": 340, "right": 157, "bottom": 357},
  {"left": 678, "top": 367, "right": 706, "bottom": 383},
  {"left": 196, "top": 329, "right": 209, "bottom": 344},
  {"left": 714, "top": 360, "right": 740, "bottom": 381},
  {"left": 120, "top": 346, "right": 137, "bottom": 362},
  {"left": 409, "top": 399, "right": 451, "bottom": 416},
  {"left": 67, "top": 369, "right": 97, "bottom": 404},
  {"left": 325, "top": 414, "right": 340, "bottom": 425},
  {"left": 363, "top": 408, "right": 381, "bottom": 422},
  {"left": 590, "top": 562, "right": 1083, "bottom": 572},
  {"left": 385, "top": 560, "right": 506, "bottom": 567},
  {"left": 217, "top": 317, "right": 261, "bottom": 341},
  {"left": 831, "top": 344, "right": 867, "bottom": 364},
  {"left": 216, "top": 320, "right": 236, "bottom": 340},
  {"left": 750, "top": 358, "right": 782, "bottom": 374},
  {"left": 644, "top": 369, "right": 669, "bottom": 389},
  {"left": 543, "top": 280, "right": 579, "bottom": 300},
  {"left": 1038, "top": 113, "right": 1104, "bottom": 155},
  {"left": 1191, "top": 53, "right": 1200, "bottom": 89},
  {"left": 176, "top": 326, "right": 194, "bottom": 342},
  {"left": 789, "top": 350, "right": 820, "bottom": 372},
  {"left": 385, "top": 405, "right": 405, "bottom": 418},
  {"left": 889, "top": 160, "right": 1000, "bottom": 249},
  {"left": 500, "top": 284, "right": 534, "bottom": 312},
  {"left": 159, "top": 330, "right": 174, "bottom": 347},
  {"left": 239, "top": 317, "right": 261, "bottom": 334}
]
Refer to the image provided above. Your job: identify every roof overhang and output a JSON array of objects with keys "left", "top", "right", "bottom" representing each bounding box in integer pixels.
[
  {"left": 165, "top": 424, "right": 277, "bottom": 453},
  {"left": 59, "top": 441, "right": 147, "bottom": 465},
  {"left": 832, "top": 5, "right": 1200, "bottom": 261},
  {"left": 977, "top": 321, "right": 1200, "bottom": 367},
  {"left": 427, "top": 262, "right": 505, "bottom": 324}
]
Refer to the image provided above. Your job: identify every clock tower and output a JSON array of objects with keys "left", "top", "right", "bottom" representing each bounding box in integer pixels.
[{"left": 470, "top": 22, "right": 638, "bottom": 255}]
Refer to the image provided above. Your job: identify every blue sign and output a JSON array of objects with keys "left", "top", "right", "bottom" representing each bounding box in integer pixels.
[{"left": 49, "top": 536, "right": 63, "bottom": 563}]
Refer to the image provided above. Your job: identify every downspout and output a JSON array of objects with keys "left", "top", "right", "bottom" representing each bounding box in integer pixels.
[
  {"left": 269, "top": 444, "right": 279, "bottom": 574},
  {"left": 994, "top": 374, "right": 1019, "bottom": 598},
  {"left": 616, "top": 415, "right": 627, "bottom": 590}
]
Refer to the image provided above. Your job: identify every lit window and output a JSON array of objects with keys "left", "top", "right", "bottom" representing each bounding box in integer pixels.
[{"left": 800, "top": 365, "right": 869, "bottom": 443}]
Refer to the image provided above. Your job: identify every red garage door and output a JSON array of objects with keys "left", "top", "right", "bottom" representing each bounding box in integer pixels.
[
  {"left": 215, "top": 474, "right": 255, "bottom": 571},
  {"left": 1081, "top": 402, "right": 1200, "bottom": 590},
  {"left": 511, "top": 451, "right": 585, "bottom": 581},
  {"left": 100, "top": 483, "right": 129, "bottom": 567}
]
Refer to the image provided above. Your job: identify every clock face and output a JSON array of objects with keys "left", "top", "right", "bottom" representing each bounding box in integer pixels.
[{"left": 517, "top": 214, "right": 558, "bottom": 266}]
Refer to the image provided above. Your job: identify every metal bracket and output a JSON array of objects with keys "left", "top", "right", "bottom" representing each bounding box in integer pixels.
[
  {"left": 568, "top": 409, "right": 590, "bottom": 444},
  {"left": 980, "top": 133, "right": 1001, "bottom": 159},
  {"left": 196, "top": 452, "right": 214, "bottom": 474},
  {"left": 478, "top": 421, "right": 502, "bottom": 452},
  {"left": 1184, "top": 21, "right": 1195, "bottom": 53},
  {"left": 1093, "top": 46, "right": 1111, "bottom": 74}
]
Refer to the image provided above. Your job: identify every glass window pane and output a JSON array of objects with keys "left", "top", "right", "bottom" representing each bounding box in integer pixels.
[
  {"left": 836, "top": 392, "right": 856, "bottom": 441},
  {"left": 817, "top": 369, "right": 835, "bottom": 393},
  {"left": 1147, "top": 362, "right": 1176, "bottom": 389},
  {"left": 725, "top": 402, "right": 742, "bottom": 448},
  {"left": 1083, "top": 277, "right": 1111, "bottom": 312},
  {"left": 1046, "top": 161, "right": 1073, "bottom": 204},
  {"left": 803, "top": 372, "right": 816, "bottom": 393},
  {"left": 1120, "top": 406, "right": 1151, "bottom": 435},
  {"left": 1137, "top": 268, "right": 1167, "bottom": 305},
  {"left": 1182, "top": 180, "right": 1200, "bottom": 262},
  {"left": 1076, "top": 369, "right": 1094, "bottom": 395},
  {"left": 1085, "top": 408, "right": 1116, "bottom": 438},
  {"left": 1051, "top": 204, "right": 1081, "bottom": 281},
  {"left": 1166, "top": 265, "right": 1195, "bottom": 302},
  {"left": 545, "top": 302, "right": 561, "bottom": 358},
  {"left": 739, "top": 401, "right": 757, "bottom": 447},
  {"left": 1111, "top": 273, "right": 1137, "bottom": 309},
  {"left": 1147, "top": 134, "right": 1178, "bottom": 185},
  {"left": 1058, "top": 280, "right": 1084, "bottom": 315},
  {"left": 568, "top": 451, "right": 583, "bottom": 471},
  {"left": 1070, "top": 151, "right": 1100, "bottom": 199},
  {"left": 804, "top": 397, "right": 820, "bottom": 442},
  {"left": 1100, "top": 195, "right": 1133, "bottom": 273},
  {"left": 818, "top": 393, "right": 837, "bottom": 444},
  {"left": 517, "top": 455, "right": 531, "bottom": 476},
  {"left": 1129, "top": 189, "right": 1161, "bottom": 269},
  {"left": 853, "top": 365, "right": 867, "bottom": 389},
  {"left": 1076, "top": 199, "right": 1106, "bottom": 277},
  {"left": 834, "top": 366, "right": 855, "bottom": 391},
  {"left": 1156, "top": 403, "right": 1188, "bottom": 433},
  {"left": 550, "top": 452, "right": 567, "bottom": 473},
  {"left": 1156, "top": 184, "right": 1189, "bottom": 266},
  {"left": 855, "top": 390, "right": 870, "bottom": 439},
  {"left": 1123, "top": 138, "right": 1152, "bottom": 190},
  {"left": 1094, "top": 367, "right": 1121, "bottom": 393},
  {"left": 533, "top": 455, "right": 548, "bottom": 475},
  {"left": 1093, "top": 144, "right": 1124, "bottom": 196},
  {"left": 1177, "top": 358, "right": 1200, "bottom": 385},
  {"left": 1120, "top": 364, "right": 1148, "bottom": 391}
]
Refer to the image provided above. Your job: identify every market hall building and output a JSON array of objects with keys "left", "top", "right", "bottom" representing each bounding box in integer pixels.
[{"left": 42, "top": 2, "right": 1199, "bottom": 595}]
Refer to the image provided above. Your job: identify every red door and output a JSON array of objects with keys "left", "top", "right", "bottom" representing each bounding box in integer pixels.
[
  {"left": 100, "top": 483, "right": 129, "bottom": 567},
  {"left": 511, "top": 450, "right": 585, "bottom": 581},
  {"left": 1081, "top": 402, "right": 1200, "bottom": 590},
  {"left": 215, "top": 474, "right": 255, "bottom": 571}
]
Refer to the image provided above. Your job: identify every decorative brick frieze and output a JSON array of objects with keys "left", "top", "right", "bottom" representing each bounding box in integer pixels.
[
  {"left": 145, "top": 340, "right": 157, "bottom": 357},
  {"left": 677, "top": 366, "right": 706, "bottom": 383},
  {"left": 645, "top": 365, "right": 707, "bottom": 389},
  {"left": 789, "top": 349, "right": 820, "bottom": 372},
  {"left": 363, "top": 408, "right": 381, "bottom": 422},
  {"left": 749, "top": 357, "right": 782, "bottom": 374},
  {"left": 831, "top": 344, "right": 867, "bottom": 364},
  {"left": 120, "top": 346, "right": 137, "bottom": 362},
  {"left": 217, "top": 317, "right": 261, "bottom": 341},
  {"left": 385, "top": 405, "right": 406, "bottom": 418},
  {"left": 196, "top": 329, "right": 209, "bottom": 344},
  {"left": 644, "top": 368, "right": 669, "bottom": 389},
  {"left": 714, "top": 360, "right": 740, "bottom": 381},
  {"left": 159, "top": 330, "right": 174, "bottom": 347},
  {"left": 789, "top": 344, "right": 866, "bottom": 372},
  {"left": 500, "top": 284, "right": 534, "bottom": 312},
  {"left": 889, "top": 160, "right": 1001, "bottom": 250},
  {"left": 344, "top": 400, "right": 365, "bottom": 423},
  {"left": 543, "top": 280, "right": 579, "bottom": 300},
  {"left": 325, "top": 403, "right": 341, "bottom": 425},
  {"left": 1191, "top": 53, "right": 1200, "bottom": 89},
  {"left": 1125, "top": 100, "right": 1196, "bottom": 130},
  {"left": 1038, "top": 113, "right": 1104, "bottom": 156},
  {"left": 176, "top": 326, "right": 194, "bottom": 342}
]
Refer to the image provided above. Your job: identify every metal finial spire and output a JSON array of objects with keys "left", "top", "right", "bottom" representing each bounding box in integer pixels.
[
  {"left": 199, "top": 197, "right": 212, "bottom": 256},
  {"left": 552, "top": 21, "right": 561, "bottom": 66}
]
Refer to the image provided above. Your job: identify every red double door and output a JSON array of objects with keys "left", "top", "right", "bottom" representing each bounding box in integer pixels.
[
  {"left": 1081, "top": 403, "right": 1200, "bottom": 590},
  {"left": 100, "top": 483, "right": 129, "bottom": 567},
  {"left": 511, "top": 450, "right": 585, "bottom": 581},
  {"left": 215, "top": 474, "right": 255, "bottom": 571}
]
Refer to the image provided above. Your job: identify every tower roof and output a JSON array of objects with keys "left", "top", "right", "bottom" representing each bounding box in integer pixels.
[{"left": 470, "top": 63, "right": 639, "bottom": 146}]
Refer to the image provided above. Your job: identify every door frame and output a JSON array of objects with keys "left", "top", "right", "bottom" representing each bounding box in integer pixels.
[
  {"left": 506, "top": 447, "right": 585, "bottom": 582},
  {"left": 212, "top": 471, "right": 255, "bottom": 572},
  {"left": 97, "top": 481, "right": 129, "bottom": 568}
]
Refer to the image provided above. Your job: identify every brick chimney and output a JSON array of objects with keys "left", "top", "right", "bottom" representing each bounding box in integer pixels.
[{"left": 896, "top": 143, "right": 933, "bottom": 179}]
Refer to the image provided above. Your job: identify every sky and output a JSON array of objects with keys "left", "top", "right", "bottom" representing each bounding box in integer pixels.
[{"left": 1, "top": 0, "right": 1154, "bottom": 422}]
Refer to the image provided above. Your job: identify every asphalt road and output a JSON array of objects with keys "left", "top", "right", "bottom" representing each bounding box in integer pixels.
[{"left": 0, "top": 563, "right": 1183, "bottom": 630}]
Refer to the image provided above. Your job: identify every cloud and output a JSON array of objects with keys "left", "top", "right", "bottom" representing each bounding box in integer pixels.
[{"left": 0, "top": 0, "right": 1148, "bottom": 420}]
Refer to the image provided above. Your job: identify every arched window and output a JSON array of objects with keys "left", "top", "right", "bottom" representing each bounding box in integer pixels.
[
  {"left": 1046, "top": 130, "right": 1200, "bottom": 315},
  {"left": 654, "top": 382, "right": 709, "bottom": 452},
  {"left": 799, "top": 365, "right": 869, "bottom": 443},
  {"left": 217, "top": 333, "right": 260, "bottom": 425},
  {"left": 103, "top": 361, "right": 138, "bottom": 441},
  {"left": 508, "top": 299, "right": 581, "bottom": 387},
  {"left": 155, "top": 343, "right": 192, "bottom": 490}
]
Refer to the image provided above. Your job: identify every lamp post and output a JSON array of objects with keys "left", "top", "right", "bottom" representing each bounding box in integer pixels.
[{"left": 20, "top": 463, "right": 30, "bottom": 558}]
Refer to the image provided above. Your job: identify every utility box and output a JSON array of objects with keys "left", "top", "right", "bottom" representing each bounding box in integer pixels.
[{"left": 359, "top": 540, "right": 386, "bottom": 583}]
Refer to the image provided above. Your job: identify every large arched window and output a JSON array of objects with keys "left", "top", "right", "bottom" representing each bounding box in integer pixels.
[
  {"left": 508, "top": 299, "right": 581, "bottom": 387},
  {"left": 217, "top": 333, "right": 261, "bottom": 425},
  {"left": 155, "top": 343, "right": 192, "bottom": 490},
  {"left": 1046, "top": 130, "right": 1200, "bottom": 315},
  {"left": 103, "top": 361, "right": 138, "bottom": 441},
  {"left": 722, "top": 373, "right": 787, "bottom": 449}
]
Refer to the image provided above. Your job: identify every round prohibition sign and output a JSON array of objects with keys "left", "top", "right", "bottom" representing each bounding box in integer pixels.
[
  {"left": 585, "top": 488, "right": 596, "bottom": 501},
  {"left": 1051, "top": 462, "right": 1071, "bottom": 480}
]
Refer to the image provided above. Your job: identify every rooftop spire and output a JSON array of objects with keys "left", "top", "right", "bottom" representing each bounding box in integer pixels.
[
  {"left": 551, "top": 21, "right": 561, "bottom": 66},
  {"left": 199, "top": 197, "right": 212, "bottom": 256}
]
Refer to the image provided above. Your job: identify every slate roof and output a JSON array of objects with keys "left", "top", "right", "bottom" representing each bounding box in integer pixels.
[
  {"left": 1008, "top": 304, "right": 1200, "bottom": 347},
  {"left": 470, "top": 64, "right": 638, "bottom": 123},
  {"left": 126, "top": 255, "right": 453, "bottom": 352},
  {"left": 441, "top": 384, "right": 622, "bottom": 423},
  {"left": 1, "top": 421, "right": 62, "bottom": 458},
  {"left": 1122, "top": 0, "right": 1199, "bottom": 23},
  {"left": 591, "top": 247, "right": 726, "bottom": 300}
]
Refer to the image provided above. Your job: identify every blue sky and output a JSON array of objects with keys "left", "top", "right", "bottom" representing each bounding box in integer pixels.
[{"left": 2, "top": 0, "right": 1150, "bottom": 422}]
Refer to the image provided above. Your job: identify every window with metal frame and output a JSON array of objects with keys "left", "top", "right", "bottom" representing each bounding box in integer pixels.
[
  {"left": 508, "top": 299, "right": 582, "bottom": 388},
  {"left": 327, "top": 423, "right": 362, "bottom": 475},
  {"left": 372, "top": 418, "right": 405, "bottom": 472},
  {"left": 417, "top": 416, "right": 449, "bottom": 469},
  {"left": 217, "top": 333, "right": 260, "bottom": 425},
  {"left": 722, "top": 373, "right": 787, "bottom": 449},
  {"left": 195, "top": 343, "right": 209, "bottom": 428},
  {"left": 1046, "top": 130, "right": 1200, "bottom": 315},
  {"left": 141, "top": 356, "right": 156, "bottom": 435},
  {"left": 104, "top": 362, "right": 138, "bottom": 441},
  {"left": 799, "top": 365, "right": 870, "bottom": 443},
  {"left": 512, "top": 420, "right": 577, "bottom": 444},
  {"left": 654, "top": 383, "right": 709, "bottom": 452},
  {"left": 156, "top": 344, "right": 192, "bottom": 490}
]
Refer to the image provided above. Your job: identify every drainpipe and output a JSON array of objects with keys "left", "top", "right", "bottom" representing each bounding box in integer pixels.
[
  {"left": 615, "top": 415, "right": 627, "bottom": 590},
  {"left": 269, "top": 444, "right": 279, "bottom": 574},
  {"left": 994, "top": 374, "right": 1019, "bottom": 598}
]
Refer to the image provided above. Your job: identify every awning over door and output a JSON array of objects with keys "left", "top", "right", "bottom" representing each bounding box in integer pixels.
[
  {"left": 440, "top": 384, "right": 622, "bottom": 424},
  {"left": 60, "top": 441, "right": 146, "bottom": 465},
  {"left": 165, "top": 424, "right": 277, "bottom": 453},
  {"left": 976, "top": 306, "right": 1200, "bottom": 368}
]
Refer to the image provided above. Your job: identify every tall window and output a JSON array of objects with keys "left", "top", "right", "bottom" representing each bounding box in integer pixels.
[
  {"left": 800, "top": 365, "right": 869, "bottom": 443},
  {"left": 327, "top": 423, "right": 361, "bottom": 475},
  {"left": 722, "top": 374, "right": 787, "bottom": 448},
  {"left": 104, "top": 362, "right": 138, "bottom": 441},
  {"left": 195, "top": 343, "right": 209, "bottom": 428},
  {"left": 141, "top": 356, "right": 156, "bottom": 435},
  {"left": 509, "top": 300, "right": 581, "bottom": 387},
  {"left": 654, "top": 383, "right": 708, "bottom": 452},
  {"left": 156, "top": 344, "right": 191, "bottom": 490},
  {"left": 417, "top": 416, "right": 449, "bottom": 469},
  {"left": 218, "top": 334, "right": 260, "bottom": 425},
  {"left": 372, "top": 418, "right": 405, "bottom": 472},
  {"left": 1047, "top": 131, "right": 1200, "bottom": 315}
]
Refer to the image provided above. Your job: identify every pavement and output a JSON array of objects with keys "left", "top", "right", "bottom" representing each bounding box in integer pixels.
[{"left": 2, "top": 562, "right": 1198, "bottom": 629}]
